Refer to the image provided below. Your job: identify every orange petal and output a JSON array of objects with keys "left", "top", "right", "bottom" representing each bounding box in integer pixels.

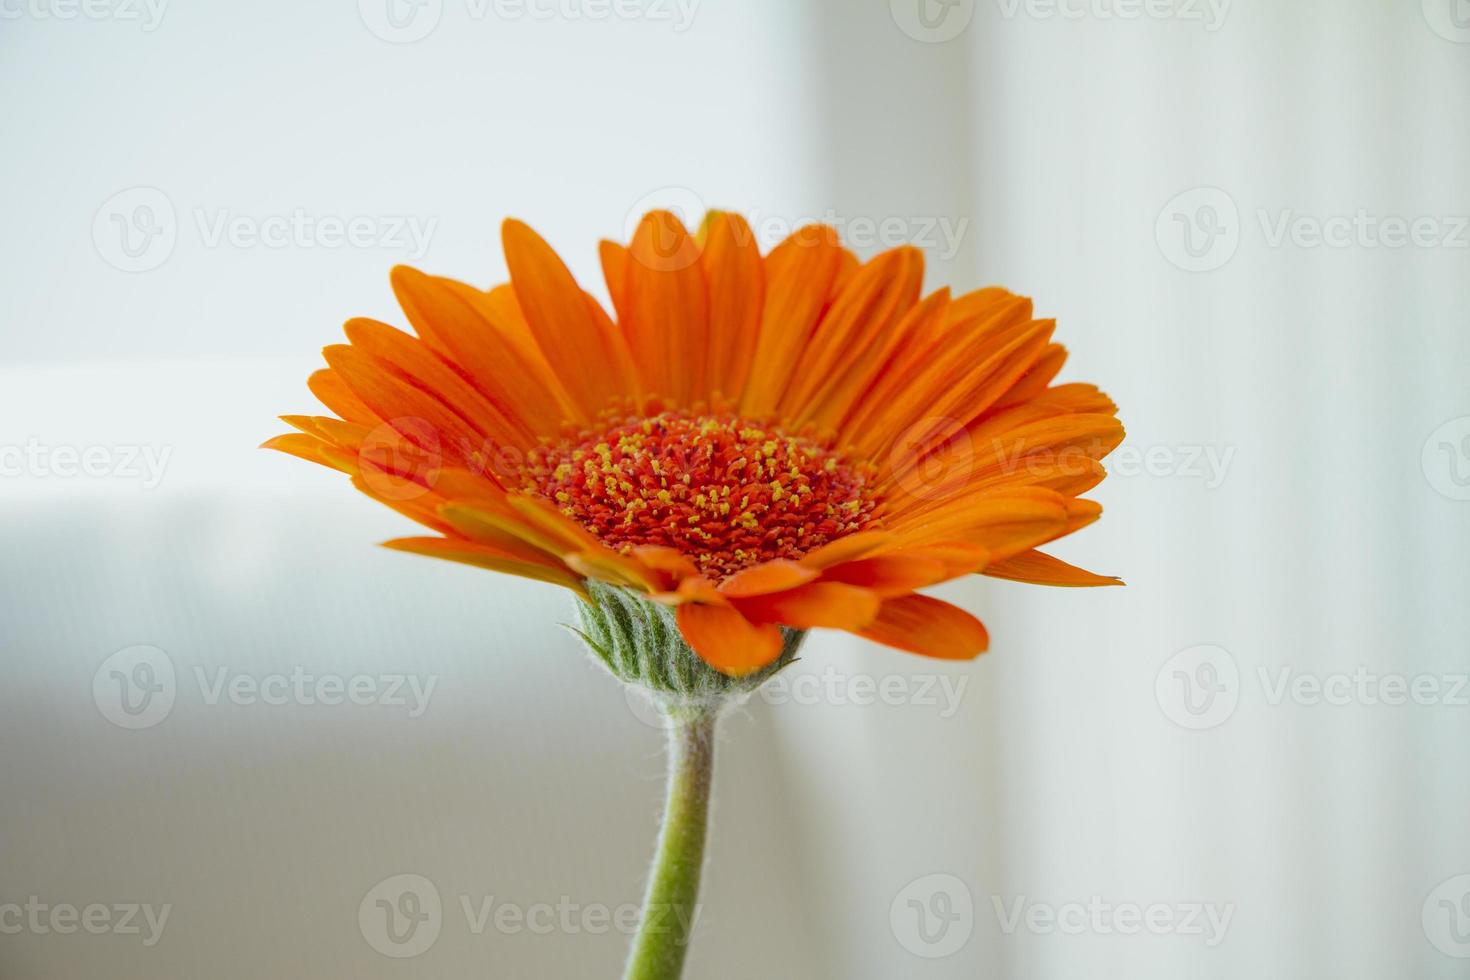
[
  {"left": 798, "top": 530, "right": 894, "bottom": 569},
  {"left": 781, "top": 246, "right": 924, "bottom": 427},
  {"left": 308, "top": 368, "right": 380, "bottom": 426},
  {"left": 675, "top": 602, "right": 785, "bottom": 676},
  {"left": 819, "top": 553, "right": 954, "bottom": 597},
  {"left": 983, "top": 549, "right": 1123, "bottom": 587},
  {"left": 502, "top": 219, "right": 617, "bottom": 421},
  {"left": 383, "top": 537, "right": 587, "bottom": 597},
  {"left": 732, "top": 581, "right": 880, "bottom": 630},
  {"left": 623, "top": 210, "right": 710, "bottom": 406},
  {"left": 886, "top": 489, "right": 1071, "bottom": 560},
  {"left": 699, "top": 211, "right": 764, "bottom": 402},
  {"left": 853, "top": 594, "right": 989, "bottom": 660},
  {"left": 322, "top": 344, "right": 483, "bottom": 465},
  {"left": 389, "top": 266, "right": 571, "bottom": 432},
  {"left": 343, "top": 317, "right": 533, "bottom": 448},
  {"left": 629, "top": 545, "right": 701, "bottom": 585},
  {"left": 739, "top": 224, "right": 844, "bottom": 416},
  {"left": 718, "top": 558, "right": 819, "bottom": 597}
]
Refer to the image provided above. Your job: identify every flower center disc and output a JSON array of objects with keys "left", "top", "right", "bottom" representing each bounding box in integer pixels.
[{"left": 525, "top": 412, "right": 879, "bottom": 580}]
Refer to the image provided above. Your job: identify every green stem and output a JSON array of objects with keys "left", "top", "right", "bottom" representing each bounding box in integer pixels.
[{"left": 623, "top": 705, "right": 717, "bottom": 980}]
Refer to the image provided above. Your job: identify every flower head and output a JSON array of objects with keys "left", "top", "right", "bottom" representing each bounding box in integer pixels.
[{"left": 266, "top": 210, "right": 1123, "bottom": 675}]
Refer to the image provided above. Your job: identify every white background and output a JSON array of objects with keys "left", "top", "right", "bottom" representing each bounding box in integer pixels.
[{"left": 3, "top": 0, "right": 1469, "bottom": 976}]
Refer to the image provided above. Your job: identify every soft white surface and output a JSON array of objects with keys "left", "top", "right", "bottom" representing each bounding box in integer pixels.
[{"left": 3, "top": 1, "right": 1469, "bottom": 977}]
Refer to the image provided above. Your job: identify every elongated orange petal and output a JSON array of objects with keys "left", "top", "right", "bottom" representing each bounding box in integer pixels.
[
  {"left": 854, "top": 594, "right": 989, "bottom": 660},
  {"left": 719, "top": 559, "right": 819, "bottom": 597},
  {"left": 781, "top": 246, "right": 924, "bottom": 428},
  {"left": 343, "top": 318, "right": 533, "bottom": 448},
  {"left": 308, "top": 368, "right": 380, "bottom": 426},
  {"left": 676, "top": 602, "right": 785, "bottom": 676},
  {"left": 819, "top": 553, "right": 954, "bottom": 597},
  {"left": 322, "top": 344, "right": 483, "bottom": 465},
  {"left": 886, "top": 489, "right": 1071, "bottom": 559},
  {"left": 740, "top": 224, "right": 844, "bottom": 416},
  {"left": 502, "top": 219, "right": 616, "bottom": 421},
  {"left": 384, "top": 537, "right": 588, "bottom": 597},
  {"left": 984, "top": 549, "right": 1123, "bottom": 587},
  {"left": 699, "top": 211, "right": 764, "bottom": 402},
  {"left": 732, "top": 581, "right": 880, "bottom": 630},
  {"left": 623, "top": 210, "right": 709, "bottom": 406},
  {"left": 798, "top": 530, "right": 894, "bottom": 569},
  {"left": 390, "top": 266, "right": 572, "bottom": 431}
]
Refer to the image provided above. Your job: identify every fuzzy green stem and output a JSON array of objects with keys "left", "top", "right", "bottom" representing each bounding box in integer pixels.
[{"left": 623, "top": 705, "right": 717, "bottom": 980}]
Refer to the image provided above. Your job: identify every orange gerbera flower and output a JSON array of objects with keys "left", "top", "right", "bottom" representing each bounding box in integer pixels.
[{"left": 266, "top": 210, "right": 1123, "bottom": 676}]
